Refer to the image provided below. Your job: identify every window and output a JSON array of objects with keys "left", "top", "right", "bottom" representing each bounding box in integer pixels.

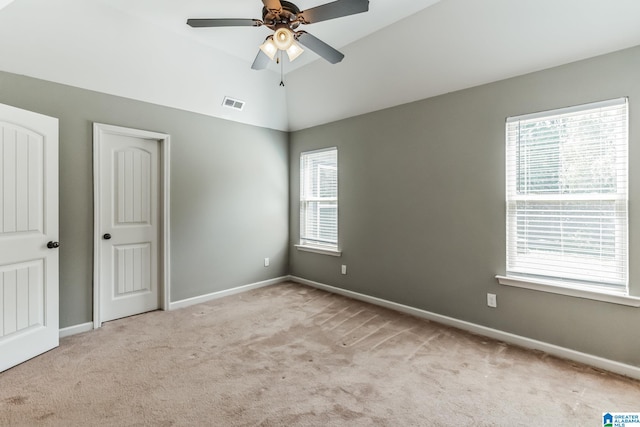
[
  {"left": 299, "top": 147, "right": 338, "bottom": 253},
  {"left": 505, "top": 98, "right": 628, "bottom": 294}
]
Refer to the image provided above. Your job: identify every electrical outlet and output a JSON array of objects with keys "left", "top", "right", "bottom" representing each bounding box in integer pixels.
[
  {"left": 487, "top": 293, "right": 497, "bottom": 308},
  {"left": 264, "top": 258, "right": 270, "bottom": 267},
  {"left": 341, "top": 265, "right": 347, "bottom": 275}
]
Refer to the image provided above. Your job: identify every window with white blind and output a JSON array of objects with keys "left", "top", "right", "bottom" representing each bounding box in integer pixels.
[
  {"left": 505, "top": 98, "right": 628, "bottom": 294},
  {"left": 299, "top": 148, "right": 338, "bottom": 253}
]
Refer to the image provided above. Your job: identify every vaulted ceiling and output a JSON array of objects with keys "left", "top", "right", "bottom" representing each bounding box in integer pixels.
[{"left": 1, "top": 0, "right": 640, "bottom": 131}]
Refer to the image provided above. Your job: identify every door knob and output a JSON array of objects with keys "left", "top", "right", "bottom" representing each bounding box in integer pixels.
[
  {"left": 103, "top": 233, "right": 112, "bottom": 240},
  {"left": 47, "top": 241, "right": 60, "bottom": 249}
]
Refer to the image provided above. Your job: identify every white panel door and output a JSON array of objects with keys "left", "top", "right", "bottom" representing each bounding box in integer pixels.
[
  {"left": 97, "top": 127, "right": 159, "bottom": 322},
  {"left": 0, "top": 103, "right": 58, "bottom": 372}
]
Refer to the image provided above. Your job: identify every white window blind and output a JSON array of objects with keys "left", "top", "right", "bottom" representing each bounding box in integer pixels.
[
  {"left": 505, "top": 98, "right": 628, "bottom": 291},
  {"left": 300, "top": 148, "right": 338, "bottom": 249}
]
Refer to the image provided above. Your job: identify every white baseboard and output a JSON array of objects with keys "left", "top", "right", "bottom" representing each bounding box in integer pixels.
[
  {"left": 169, "top": 276, "right": 288, "bottom": 311},
  {"left": 59, "top": 322, "right": 93, "bottom": 338},
  {"left": 289, "top": 276, "right": 640, "bottom": 381}
]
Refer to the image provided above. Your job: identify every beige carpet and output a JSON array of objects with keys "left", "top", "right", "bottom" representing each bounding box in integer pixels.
[{"left": 1, "top": 281, "right": 639, "bottom": 426}]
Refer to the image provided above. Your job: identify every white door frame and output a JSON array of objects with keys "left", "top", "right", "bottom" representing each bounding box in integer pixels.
[{"left": 92, "top": 123, "right": 170, "bottom": 329}]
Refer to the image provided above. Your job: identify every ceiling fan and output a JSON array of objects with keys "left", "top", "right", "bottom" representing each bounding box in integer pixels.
[{"left": 187, "top": 0, "right": 370, "bottom": 70}]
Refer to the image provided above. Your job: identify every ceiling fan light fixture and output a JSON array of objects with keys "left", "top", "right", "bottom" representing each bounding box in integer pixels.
[
  {"left": 273, "top": 27, "right": 294, "bottom": 50},
  {"left": 286, "top": 41, "right": 304, "bottom": 62},
  {"left": 259, "top": 37, "right": 278, "bottom": 60}
]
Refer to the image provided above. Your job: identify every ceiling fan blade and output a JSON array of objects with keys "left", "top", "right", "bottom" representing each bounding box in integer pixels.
[
  {"left": 262, "top": 0, "right": 283, "bottom": 13},
  {"left": 251, "top": 49, "right": 271, "bottom": 70},
  {"left": 298, "top": 0, "right": 369, "bottom": 24},
  {"left": 296, "top": 32, "right": 344, "bottom": 64},
  {"left": 187, "top": 18, "right": 262, "bottom": 28}
]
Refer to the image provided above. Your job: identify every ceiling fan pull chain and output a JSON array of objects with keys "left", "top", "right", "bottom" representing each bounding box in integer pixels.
[{"left": 279, "top": 51, "right": 285, "bottom": 87}]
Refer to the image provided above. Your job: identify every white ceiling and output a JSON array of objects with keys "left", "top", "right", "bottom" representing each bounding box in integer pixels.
[
  {"left": 1, "top": 0, "right": 640, "bottom": 132},
  {"left": 0, "top": 0, "right": 15, "bottom": 11}
]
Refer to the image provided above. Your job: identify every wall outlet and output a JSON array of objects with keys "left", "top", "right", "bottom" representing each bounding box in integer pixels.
[
  {"left": 264, "top": 257, "right": 270, "bottom": 267},
  {"left": 487, "top": 293, "right": 497, "bottom": 308},
  {"left": 341, "top": 265, "right": 347, "bottom": 275}
]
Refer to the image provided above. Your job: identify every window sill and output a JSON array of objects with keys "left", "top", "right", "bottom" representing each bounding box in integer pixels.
[
  {"left": 495, "top": 275, "right": 640, "bottom": 307},
  {"left": 295, "top": 245, "right": 342, "bottom": 257}
]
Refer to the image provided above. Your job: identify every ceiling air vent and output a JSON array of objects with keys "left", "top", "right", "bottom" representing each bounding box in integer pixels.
[{"left": 222, "top": 96, "right": 245, "bottom": 111}]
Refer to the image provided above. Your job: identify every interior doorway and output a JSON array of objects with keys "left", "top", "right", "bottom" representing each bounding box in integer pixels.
[{"left": 93, "top": 123, "right": 170, "bottom": 328}]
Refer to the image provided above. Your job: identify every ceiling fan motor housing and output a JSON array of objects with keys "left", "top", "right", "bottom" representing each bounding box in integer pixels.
[{"left": 262, "top": 1, "right": 302, "bottom": 30}]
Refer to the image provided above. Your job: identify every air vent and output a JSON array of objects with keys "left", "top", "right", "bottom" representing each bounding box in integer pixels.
[{"left": 222, "top": 96, "right": 245, "bottom": 111}]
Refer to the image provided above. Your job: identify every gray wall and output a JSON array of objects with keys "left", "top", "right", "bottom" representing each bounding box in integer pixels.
[
  {"left": 289, "top": 46, "right": 640, "bottom": 367},
  {"left": 0, "top": 71, "right": 289, "bottom": 328}
]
